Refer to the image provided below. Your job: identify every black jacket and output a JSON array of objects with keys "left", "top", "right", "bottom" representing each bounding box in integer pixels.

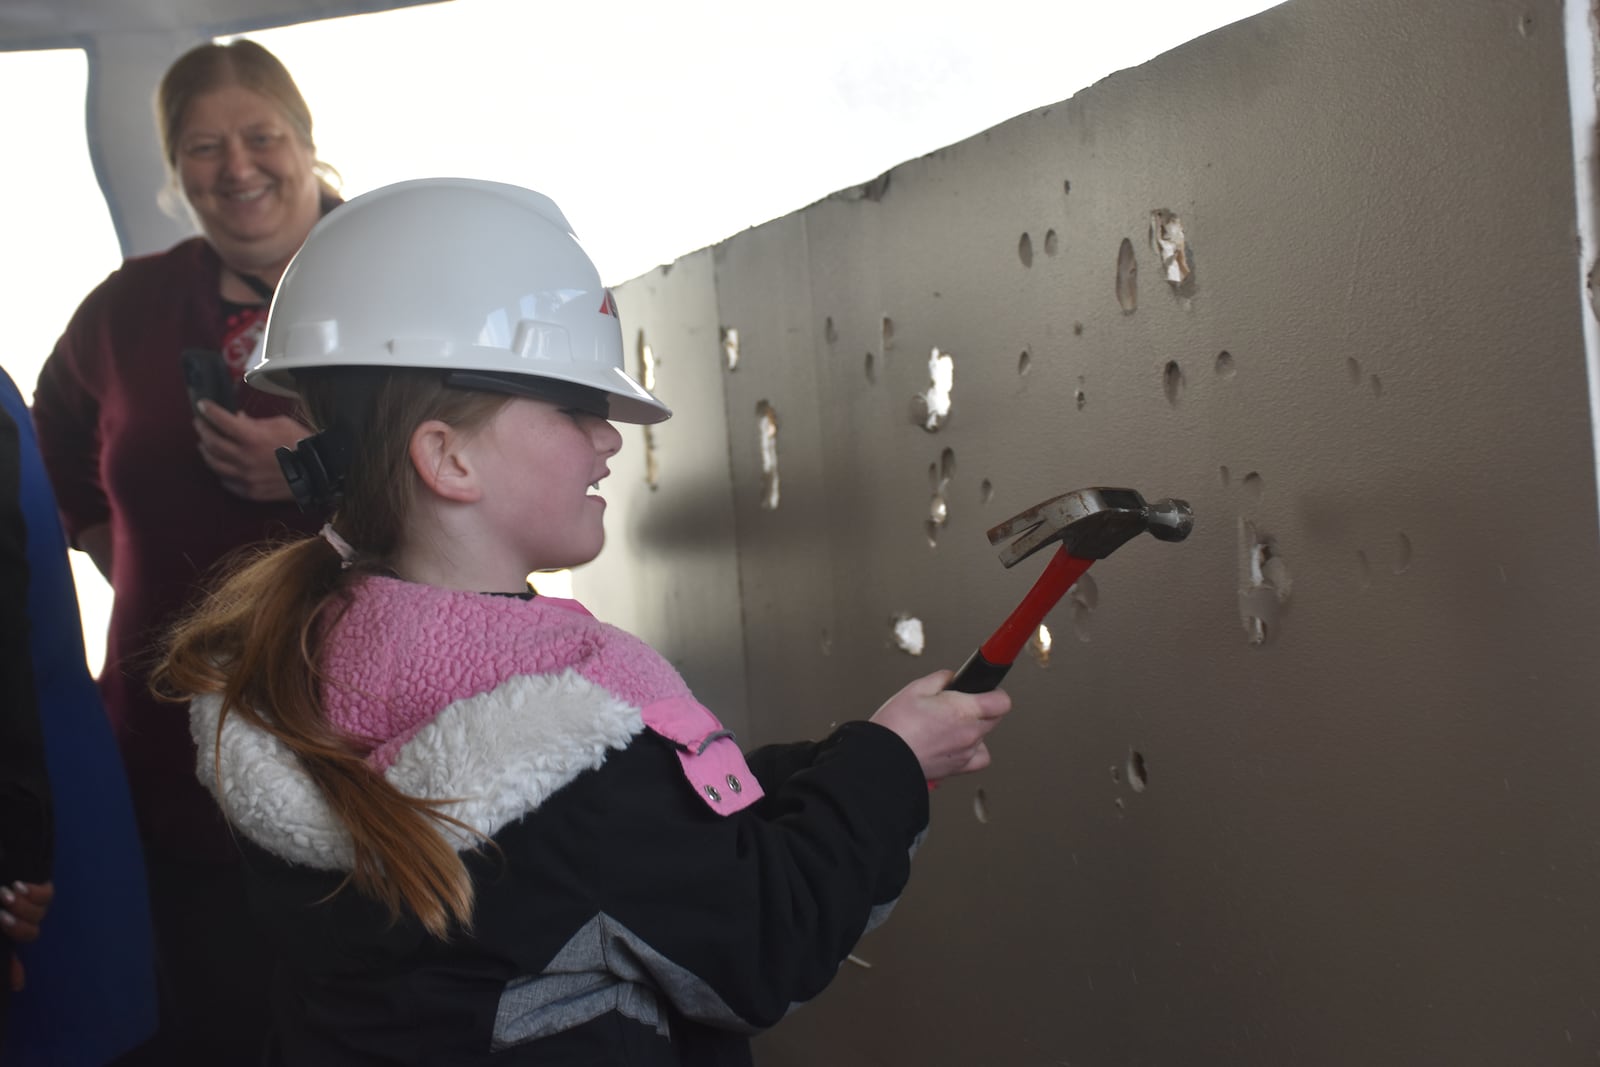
[{"left": 194, "top": 578, "right": 928, "bottom": 1065}]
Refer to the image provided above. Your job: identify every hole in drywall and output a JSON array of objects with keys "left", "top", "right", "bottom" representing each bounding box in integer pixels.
[
  {"left": 1063, "top": 179, "right": 1072, "bottom": 196},
  {"left": 1029, "top": 624, "right": 1053, "bottom": 667},
  {"left": 824, "top": 316, "right": 838, "bottom": 345},
  {"left": 980, "top": 478, "right": 994, "bottom": 504},
  {"left": 1073, "top": 321, "right": 1084, "bottom": 336},
  {"left": 892, "top": 615, "right": 925, "bottom": 656},
  {"left": 1044, "top": 229, "right": 1059, "bottom": 256},
  {"left": 1346, "top": 357, "right": 1363, "bottom": 384},
  {"left": 1215, "top": 350, "right": 1235, "bottom": 378},
  {"left": 926, "top": 449, "right": 955, "bottom": 546},
  {"left": 638, "top": 331, "right": 661, "bottom": 490},
  {"left": 1149, "top": 208, "right": 1192, "bottom": 287},
  {"left": 721, "top": 326, "right": 740, "bottom": 371},
  {"left": 1393, "top": 532, "right": 1413, "bottom": 574},
  {"left": 1018, "top": 349, "right": 1032, "bottom": 376},
  {"left": 1126, "top": 750, "right": 1148, "bottom": 793},
  {"left": 910, "top": 347, "right": 955, "bottom": 432},
  {"left": 637, "top": 332, "right": 658, "bottom": 392},
  {"left": 1075, "top": 387, "right": 1087, "bottom": 411},
  {"left": 1069, "top": 574, "right": 1098, "bottom": 643},
  {"left": 1163, "top": 360, "right": 1185, "bottom": 406},
  {"left": 1030, "top": 620, "right": 1056, "bottom": 662},
  {"left": 1518, "top": 12, "right": 1535, "bottom": 36},
  {"left": 882, "top": 316, "right": 895, "bottom": 351},
  {"left": 1019, "top": 233, "right": 1034, "bottom": 268},
  {"left": 1239, "top": 520, "right": 1291, "bottom": 647},
  {"left": 864, "top": 352, "right": 876, "bottom": 384},
  {"left": 1243, "top": 616, "right": 1271, "bottom": 646},
  {"left": 973, "top": 789, "right": 990, "bottom": 824},
  {"left": 1116, "top": 238, "right": 1138, "bottom": 313},
  {"left": 756, "top": 400, "right": 780, "bottom": 510},
  {"left": 928, "top": 484, "right": 949, "bottom": 543},
  {"left": 1241, "top": 471, "right": 1264, "bottom": 503}
]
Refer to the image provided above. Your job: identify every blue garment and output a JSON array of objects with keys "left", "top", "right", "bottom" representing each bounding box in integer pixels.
[{"left": 0, "top": 368, "right": 156, "bottom": 1065}]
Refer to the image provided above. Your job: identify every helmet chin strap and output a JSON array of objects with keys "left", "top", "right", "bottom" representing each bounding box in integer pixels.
[
  {"left": 273, "top": 368, "right": 385, "bottom": 512},
  {"left": 276, "top": 422, "right": 352, "bottom": 512}
]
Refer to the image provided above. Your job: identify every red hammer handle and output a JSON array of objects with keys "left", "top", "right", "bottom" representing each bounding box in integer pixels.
[{"left": 947, "top": 546, "right": 1094, "bottom": 693}]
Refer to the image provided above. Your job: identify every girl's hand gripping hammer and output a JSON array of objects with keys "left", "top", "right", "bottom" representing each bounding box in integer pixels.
[{"left": 947, "top": 487, "right": 1194, "bottom": 694}]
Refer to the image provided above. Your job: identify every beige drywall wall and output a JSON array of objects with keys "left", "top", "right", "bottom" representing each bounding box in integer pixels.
[{"left": 591, "top": 0, "right": 1600, "bottom": 1062}]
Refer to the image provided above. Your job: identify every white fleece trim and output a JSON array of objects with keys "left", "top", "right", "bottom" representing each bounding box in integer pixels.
[{"left": 191, "top": 668, "right": 644, "bottom": 870}]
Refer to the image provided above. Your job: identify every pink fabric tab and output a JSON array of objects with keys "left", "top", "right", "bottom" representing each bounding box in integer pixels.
[{"left": 642, "top": 696, "right": 764, "bottom": 815}]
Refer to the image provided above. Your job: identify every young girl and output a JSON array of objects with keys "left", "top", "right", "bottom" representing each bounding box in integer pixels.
[{"left": 156, "top": 178, "right": 1011, "bottom": 1065}]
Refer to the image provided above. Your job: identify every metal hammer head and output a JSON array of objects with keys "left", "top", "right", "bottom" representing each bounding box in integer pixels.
[{"left": 986, "top": 487, "right": 1194, "bottom": 567}]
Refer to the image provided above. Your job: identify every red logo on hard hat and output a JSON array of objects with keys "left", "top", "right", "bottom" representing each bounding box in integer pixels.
[{"left": 599, "top": 290, "right": 619, "bottom": 318}]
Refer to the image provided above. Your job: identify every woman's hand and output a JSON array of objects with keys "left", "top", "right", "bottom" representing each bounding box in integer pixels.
[
  {"left": 194, "top": 403, "right": 312, "bottom": 501},
  {"left": 869, "top": 670, "right": 1012, "bottom": 782},
  {"left": 2, "top": 880, "right": 54, "bottom": 992}
]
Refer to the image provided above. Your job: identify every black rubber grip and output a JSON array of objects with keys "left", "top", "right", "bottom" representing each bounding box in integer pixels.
[{"left": 947, "top": 648, "right": 1013, "bottom": 693}]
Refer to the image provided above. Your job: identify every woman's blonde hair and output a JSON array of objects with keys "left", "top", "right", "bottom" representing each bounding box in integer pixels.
[{"left": 155, "top": 370, "right": 511, "bottom": 938}]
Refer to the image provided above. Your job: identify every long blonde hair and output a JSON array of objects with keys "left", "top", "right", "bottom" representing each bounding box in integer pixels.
[{"left": 155, "top": 370, "right": 510, "bottom": 938}]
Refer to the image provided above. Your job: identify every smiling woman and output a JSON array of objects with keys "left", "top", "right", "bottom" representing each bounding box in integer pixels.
[
  {"left": 26, "top": 38, "right": 341, "bottom": 1063},
  {"left": 159, "top": 42, "right": 334, "bottom": 299}
]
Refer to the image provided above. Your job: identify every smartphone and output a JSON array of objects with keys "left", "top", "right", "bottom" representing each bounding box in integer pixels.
[{"left": 182, "top": 348, "right": 236, "bottom": 415}]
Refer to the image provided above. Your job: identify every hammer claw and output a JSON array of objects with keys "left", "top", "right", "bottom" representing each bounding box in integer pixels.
[
  {"left": 985, "top": 491, "right": 1095, "bottom": 567},
  {"left": 986, "top": 487, "right": 1185, "bottom": 566}
]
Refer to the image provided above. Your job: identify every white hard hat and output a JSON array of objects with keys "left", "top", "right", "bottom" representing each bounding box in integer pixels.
[{"left": 245, "top": 177, "right": 670, "bottom": 425}]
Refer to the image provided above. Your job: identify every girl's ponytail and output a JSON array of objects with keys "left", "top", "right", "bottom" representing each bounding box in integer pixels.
[
  {"left": 156, "top": 532, "right": 475, "bottom": 939},
  {"left": 158, "top": 370, "right": 513, "bottom": 937}
]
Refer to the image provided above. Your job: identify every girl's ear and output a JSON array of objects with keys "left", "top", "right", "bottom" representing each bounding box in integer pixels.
[{"left": 409, "top": 419, "right": 482, "bottom": 503}]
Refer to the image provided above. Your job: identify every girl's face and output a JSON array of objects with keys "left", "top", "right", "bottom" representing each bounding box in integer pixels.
[{"left": 468, "top": 396, "right": 623, "bottom": 574}]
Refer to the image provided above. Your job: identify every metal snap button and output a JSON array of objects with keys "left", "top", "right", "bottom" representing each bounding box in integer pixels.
[
  {"left": 704, "top": 784, "right": 721, "bottom": 802},
  {"left": 726, "top": 774, "right": 743, "bottom": 794}
]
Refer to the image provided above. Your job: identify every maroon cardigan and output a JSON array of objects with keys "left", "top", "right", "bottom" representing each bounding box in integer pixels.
[{"left": 32, "top": 237, "right": 324, "bottom": 862}]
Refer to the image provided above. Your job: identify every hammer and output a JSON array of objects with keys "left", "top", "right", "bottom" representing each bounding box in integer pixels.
[{"left": 948, "top": 487, "right": 1194, "bottom": 693}]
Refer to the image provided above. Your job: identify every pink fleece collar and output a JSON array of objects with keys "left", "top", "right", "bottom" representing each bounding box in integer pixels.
[{"left": 318, "top": 577, "right": 763, "bottom": 815}]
